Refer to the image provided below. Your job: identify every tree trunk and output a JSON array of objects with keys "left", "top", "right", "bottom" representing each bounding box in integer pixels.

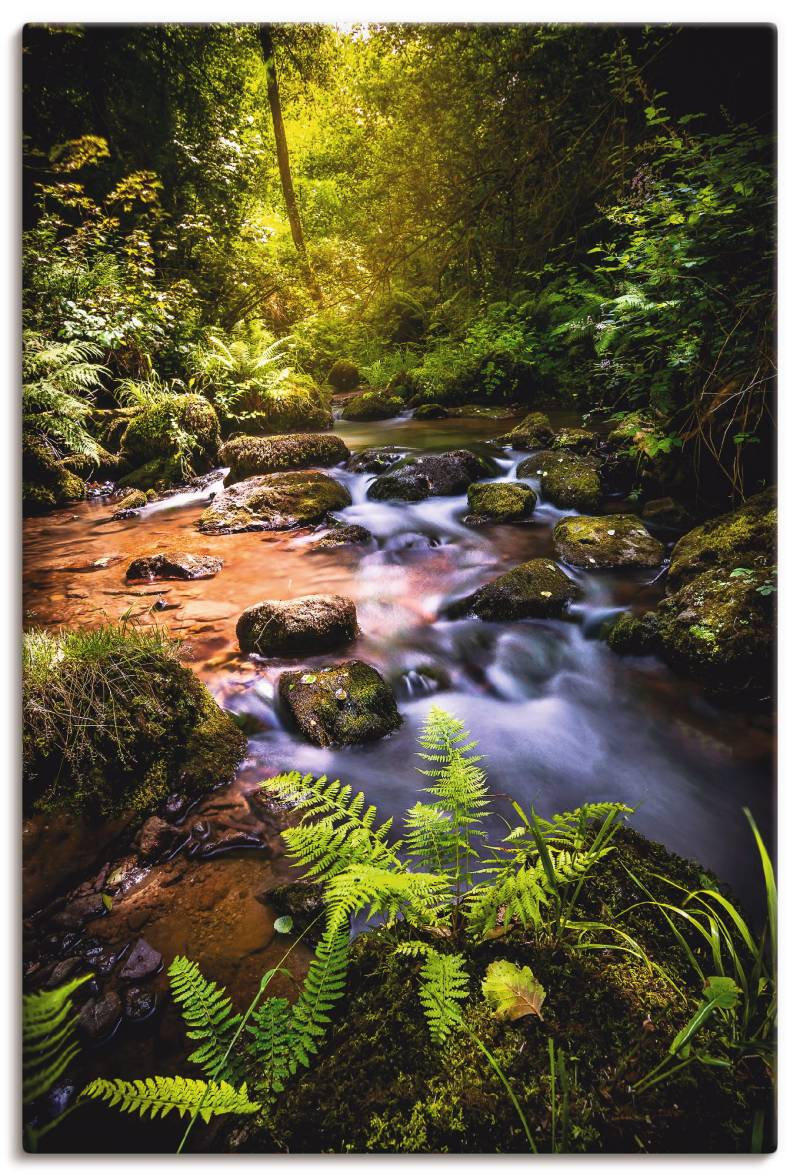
[{"left": 258, "top": 25, "right": 321, "bottom": 300}]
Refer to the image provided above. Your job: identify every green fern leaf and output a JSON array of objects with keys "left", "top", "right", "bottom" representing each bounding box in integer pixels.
[
  {"left": 23, "top": 974, "right": 91, "bottom": 1105},
  {"left": 80, "top": 1076, "right": 259, "bottom": 1123},
  {"left": 247, "top": 997, "right": 292, "bottom": 1094},
  {"left": 168, "top": 956, "right": 244, "bottom": 1083},
  {"left": 482, "top": 960, "right": 546, "bottom": 1021},
  {"left": 417, "top": 948, "right": 470, "bottom": 1045},
  {"left": 289, "top": 925, "right": 350, "bottom": 1069}
]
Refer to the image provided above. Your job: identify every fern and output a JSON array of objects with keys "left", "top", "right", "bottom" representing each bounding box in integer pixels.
[
  {"left": 289, "top": 925, "right": 350, "bottom": 1069},
  {"left": 467, "top": 864, "right": 552, "bottom": 937},
  {"left": 81, "top": 1076, "right": 259, "bottom": 1122},
  {"left": 22, "top": 332, "right": 106, "bottom": 459},
  {"left": 168, "top": 956, "right": 244, "bottom": 1083},
  {"left": 247, "top": 997, "right": 293, "bottom": 1094},
  {"left": 23, "top": 974, "right": 91, "bottom": 1105},
  {"left": 264, "top": 772, "right": 400, "bottom": 880},
  {"left": 417, "top": 948, "right": 470, "bottom": 1045}
]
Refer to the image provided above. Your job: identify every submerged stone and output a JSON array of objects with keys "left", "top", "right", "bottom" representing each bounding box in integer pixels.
[
  {"left": 448, "top": 558, "right": 579, "bottom": 621},
  {"left": 517, "top": 450, "right": 601, "bottom": 512},
  {"left": 221, "top": 433, "right": 349, "bottom": 483},
  {"left": 553, "top": 514, "right": 665, "bottom": 569},
  {"left": 368, "top": 449, "right": 496, "bottom": 502},
  {"left": 237, "top": 594, "right": 358, "bottom": 656},
  {"left": 465, "top": 481, "right": 536, "bottom": 523},
  {"left": 279, "top": 660, "right": 402, "bottom": 747},
  {"left": 126, "top": 552, "right": 223, "bottom": 581},
  {"left": 198, "top": 471, "right": 351, "bottom": 534}
]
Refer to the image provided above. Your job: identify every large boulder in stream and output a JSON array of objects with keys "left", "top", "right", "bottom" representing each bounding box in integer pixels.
[
  {"left": 221, "top": 433, "right": 349, "bottom": 484},
  {"left": 126, "top": 552, "right": 223, "bottom": 581},
  {"left": 237, "top": 594, "right": 358, "bottom": 656},
  {"left": 446, "top": 558, "right": 580, "bottom": 621},
  {"left": 465, "top": 481, "right": 536, "bottom": 523},
  {"left": 346, "top": 447, "right": 406, "bottom": 474},
  {"left": 279, "top": 660, "right": 402, "bottom": 747},
  {"left": 198, "top": 471, "right": 351, "bottom": 534},
  {"left": 368, "top": 449, "right": 496, "bottom": 502},
  {"left": 340, "top": 390, "right": 404, "bottom": 421},
  {"left": 553, "top": 514, "right": 665, "bottom": 569},
  {"left": 497, "top": 411, "right": 554, "bottom": 449},
  {"left": 517, "top": 451, "right": 601, "bottom": 512},
  {"left": 666, "top": 488, "right": 776, "bottom": 589},
  {"left": 551, "top": 427, "right": 598, "bottom": 455}
]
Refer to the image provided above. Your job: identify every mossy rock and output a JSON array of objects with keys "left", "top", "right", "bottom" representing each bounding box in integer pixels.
[
  {"left": 117, "top": 456, "right": 187, "bottom": 492},
  {"left": 611, "top": 567, "right": 776, "bottom": 701},
  {"left": 252, "top": 828, "right": 760, "bottom": 1154},
  {"left": 465, "top": 481, "right": 536, "bottom": 524},
  {"left": 553, "top": 514, "right": 665, "bottom": 569},
  {"left": 222, "top": 383, "right": 333, "bottom": 436},
  {"left": 551, "top": 426, "right": 597, "bottom": 455},
  {"left": 346, "top": 447, "right": 407, "bottom": 474},
  {"left": 387, "top": 370, "right": 421, "bottom": 400},
  {"left": 221, "top": 433, "right": 350, "bottom": 484},
  {"left": 667, "top": 489, "right": 776, "bottom": 590},
  {"left": 607, "top": 410, "right": 656, "bottom": 448},
  {"left": 89, "top": 406, "right": 139, "bottom": 451},
  {"left": 237, "top": 594, "right": 358, "bottom": 657},
  {"left": 340, "top": 390, "right": 404, "bottom": 421},
  {"left": 22, "top": 629, "right": 245, "bottom": 818},
  {"left": 641, "top": 496, "right": 693, "bottom": 533},
  {"left": 497, "top": 410, "right": 555, "bottom": 449},
  {"left": 22, "top": 437, "right": 86, "bottom": 513},
  {"left": 199, "top": 471, "right": 352, "bottom": 535},
  {"left": 311, "top": 522, "right": 374, "bottom": 551},
  {"left": 448, "top": 557, "right": 579, "bottom": 620},
  {"left": 517, "top": 450, "right": 601, "bottom": 512},
  {"left": 119, "top": 394, "right": 220, "bottom": 480},
  {"left": 327, "top": 359, "right": 360, "bottom": 391},
  {"left": 368, "top": 449, "right": 497, "bottom": 502},
  {"left": 278, "top": 660, "right": 402, "bottom": 747},
  {"left": 413, "top": 403, "right": 449, "bottom": 420}
]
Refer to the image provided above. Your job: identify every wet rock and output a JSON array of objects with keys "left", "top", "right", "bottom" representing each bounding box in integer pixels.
[
  {"left": 110, "top": 507, "right": 141, "bottom": 520},
  {"left": 41, "top": 1078, "right": 81, "bottom": 1120},
  {"left": 119, "top": 938, "right": 162, "bottom": 981},
  {"left": 221, "top": 433, "right": 350, "bottom": 484},
  {"left": 279, "top": 660, "right": 402, "bottom": 747},
  {"left": 136, "top": 815, "right": 182, "bottom": 861},
  {"left": 126, "top": 552, "right": 223, "bottom": 581},
  {"left": 368, "top": 449, "right": 496, "bottom": 502},
  {"left": 77, "top": 990, "right": 122, "bottom": 1040},
  {"left": 553, "top": 514, "right": 665, "bottom": 569},
  {"left": 45, "top": 957, "right": 87, "bottom": 988},
  {"left": 112, "top": 488, "right": 156, "bottom": 519},
  {"left": 118, "top": 394, "right": 220, "bottom": 487},
  {"left": 465, "top": 481, "right": 536, "bottom": 523},
  {"left": 346, "top": 447, "right": 406, "bottom": 474},
  {"left": 497, "top": 410, "right": 555, "bottom": 449},
  {"left": 311, "top": 522, "right": 374, "bottom": 551},
  {"left": 641, "top": 497, "right": 692, "bottom": 533},
  {"left": 190, "top": 820, "right": 212, "bottom": 842},
  {"left": 551, "top": 426, "right": 597, "bottom": 455},
  {"left": 198, "top": 471, "right": 351, "bottom": 535},
  {"left": 237, "top": 594, "right": 358, "bottom": 656},
  {"left": 268, "top": 881, "right": 325, "bottom": 940},
  {"left": 327, "top": 359, "right": 360, "bottom": 390},
  {"left": 124, "top": 986, "right": 157, "bottom": 1022},
  {"left": 447, "top": 558, "right": 580, "bottom": 621},
  {"left": 517, "top": 450, "right": 601, "bottom": 512},
  {"left": 340, "top": 390, "right": 404, "bottom": 421},
  {"left": 195, "top": 829, "right": 265, "bottom": 859},
  {"left": 666, "top": 488, "right": 776, "bottom": 590},
  {"left": 52, "top": 893, "right": 106, "bottom": 930},
  {"left": 608, "top": 565, "right": 776, "bottom": 702},
  {"left": 81, "top": 941, "right": 128, "bottom": 977},
  {"left": 162, "top": 793, "right": 191, "bottom": 822},
  {"left": 412, "top": 403, "right": 449, "bottom": 420}
]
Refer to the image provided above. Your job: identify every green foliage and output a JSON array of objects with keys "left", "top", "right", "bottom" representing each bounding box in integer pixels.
[
  {"left": 247, "top": 998, "right": 293, "bottom": 1093},
  {"left": 81, "top": 1076, "right": 259, "bottom": 1123},
  {"left": 23, "top": 975, "right": 91, "bottom": 1106},
  {"left": 23, "top": 332, "right": 106, "bottom": 460},
  {"left": 168, "top": 956, "right": 246, "bottom": 1084},
  {"left": 416, "top": 948, "right": 471, "bottom": 1045}
]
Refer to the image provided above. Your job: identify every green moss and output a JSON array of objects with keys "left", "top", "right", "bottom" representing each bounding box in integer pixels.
[
  {"left": 551, "top": 426, "right": 596, "bottom": 454},
  {"left": 412, "top": 403, "right": 449, "bottom": 420},
  {"left": 199, "top": 470, "right": 352, "bottom": 534},
  {"left": 455, "top": 557, "right": 579, "bottom": 620},
  {"left": 606, "top": 612, "right": 657, "bottom": 656},
  {"left": 120, "top": 393, "right": 220, "bottom": 476},
  {"left": 327, "top": 359, "right": 360, "bottom": 390},
  {"left": 22, "top": 624, "right": 245, "bottom": 818},
  {"left": 553, "top": 514, "right": 665, "bottom": 569},
  {"left": 117, "top": 456, "right": 185, "bottom": 491},
  {"left": 221, "top": 433, "right": 350, "bottom": 484},
  {"left": 279, "top": 660, "right": 402, "bottom": 747},
  {"left": 465, "top": 481, "right": 536, "bottom": 522},
  {"left": 498, "top": 411, "right": 554, "bottom": 449},
  {"left": 667, "top": 489, "right": 776, "bottom": 589},
  {"left": 22, "top": 438, "right": 86, "bottom": 513},
  {"left": 517, "top": 451, "right": 601, "bottom": 511},
  {"left": 340, "top": 390, "right": 404, "bottom": 421}
]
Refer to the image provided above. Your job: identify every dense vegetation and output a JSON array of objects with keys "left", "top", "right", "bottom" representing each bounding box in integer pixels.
[{"left": 23, "top": 23, "right": 775, "bottom": 510}]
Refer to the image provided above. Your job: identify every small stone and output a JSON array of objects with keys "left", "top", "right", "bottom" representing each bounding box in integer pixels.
[
  {"left": 136, "top": 816, "right": 181, "bottom": 862},
  {"left": 119, "top": 938, "right": 162, "bottom": 982},
  {"left": 52, "top": 893, "right": 106, "bottom": 930},
  {"left": 77, "top": 990, "right": 122, "bottom": 1040},
  {"left": 126, "top": 552, "right": 223, "bottom": 582},
  {"left": 45, "top": 957, "right": 86, "bottom": 988},
  {"left": 124, "top": 986, "right": 157, "bottom": 1022}
]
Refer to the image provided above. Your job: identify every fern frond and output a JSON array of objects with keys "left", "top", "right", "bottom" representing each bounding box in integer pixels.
[
  {"left": 263, "top": 772, "right": 400, "bottom": 881},
  {"left": 168, "top": 956, "right": 244, "bottom": 1083},
  {"left": 23, "top": 974, "right": 91, "bottom": 1104},
  {"left": 247, "top": 997, "right": 292, "bottom": 1094},
  {"left": 289, "top": 925, "right": 350, "bottom": 1069},
  {"left": 417, "top": 948, "right": 470, "bottom": 1045},
  {"left": 322, "top": 863, "right": 451, "bottom": 934},
  {"left": 467, "top": 864, "right": 551, "bottom": 937},
  {"left": 80, "top": 1076, "right": 259, "bottom": 1122}
]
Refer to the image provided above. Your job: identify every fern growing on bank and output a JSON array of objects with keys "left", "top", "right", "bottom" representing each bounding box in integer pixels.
[
  {"left": 82, "top": 1076, "right": 259, "bottom": 1122},
  {"left": 168, "top": 956, "right": 246, "bottom": 1084},
  {"left": 23, "top": 973, "right": 91, "bottom": 1107}
]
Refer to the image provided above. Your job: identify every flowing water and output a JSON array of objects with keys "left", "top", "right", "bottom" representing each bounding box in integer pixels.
[{"left": 23, "top": 410, "right": 775, "bottom": 916}]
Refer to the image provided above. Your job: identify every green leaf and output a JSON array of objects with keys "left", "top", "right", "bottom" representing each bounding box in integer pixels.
[
  {"left": 482, "top": 960, "right": 546, "bottom": 1021},
  {"left": 274, "top": 915, "right": 293, "bottom": 934}
]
